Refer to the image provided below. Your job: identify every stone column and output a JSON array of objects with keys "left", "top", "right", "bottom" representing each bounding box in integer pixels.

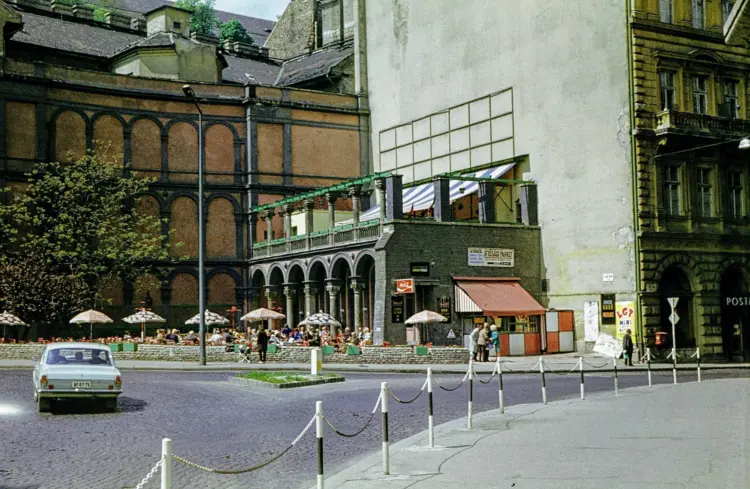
[
  {"left": 280, "top": 204, "right": 293, "bottom": 238},
  {"left": 326, "top": 280, "right": 341, "bottom": 335},
  {"left": 375, "top": 179, "right": 387, "bottom": 230},
  {"left": 478, "top": 182, "right": 497, "bottom": 224},
  {"left": 326, "top": 192, "right": 337, "bottom": 245},
  {"left": 262, "top": 209, "right": 275, "bottom": 245},
  {"left": 350, "top": 185, "right": 362, "bottom": 238},
  {"left": 283, "top": 284, "right": 296, "bottom": 328},
  {"left": 433, "top": 177, "right": 451, "bottom": 222},
  {"left": 696, "top": 291, "right": 723, "bottom": 358},
  {"left": 303, "top": 281, "right": 318, "bottom": 318},
  {"left": 264, "top": 286, "right": 280, "bottom": 330},
  {"left": 350, "top": 277, "right": 365, "bottom": 334},
  {"left": 303, "top": 199, "right": 315, "bottom": 249}
]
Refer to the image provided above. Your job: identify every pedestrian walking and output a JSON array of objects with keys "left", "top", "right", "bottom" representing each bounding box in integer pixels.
[
  {"left": 470, "top": 324, "right": 481, "bottom": 361},
  {"left": 257, "top": 328, "right": 269, "bottom": 363},
  {"left": 622, "top": 328, "right": 634, "bottom": 366},
  {"left": 477, "top": 323, "right": 488, "bottom": 362},
  {"left": 490, "top": 324, "right": 500, "bottom": 358},
  {"left": 482, "top": 323, "right": 492, "bottom": 362}
]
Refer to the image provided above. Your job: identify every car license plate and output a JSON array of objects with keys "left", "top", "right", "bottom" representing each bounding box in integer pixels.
[{"left": 72, "top": 381, "right": 91, "bottom": 388}]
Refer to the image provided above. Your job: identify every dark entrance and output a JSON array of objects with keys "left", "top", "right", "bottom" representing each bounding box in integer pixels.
[
  {"left": 659, "top": 266, "right": 695, "bottom": 348},
  {"left": 720, "top": 267, "right": 750, "bottom": 362}
]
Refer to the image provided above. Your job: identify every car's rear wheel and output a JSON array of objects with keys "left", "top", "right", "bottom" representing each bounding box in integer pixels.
[
  {"left": 101, "top": 399, "right": 117, "bottom": 412},
  {"left": 37, "top": 397, "right": 52, "bottom": 413}
]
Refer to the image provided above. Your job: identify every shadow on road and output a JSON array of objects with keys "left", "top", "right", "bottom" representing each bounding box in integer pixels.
[{"left": 49, "top": 396, "right": 147, "bottom": 415}]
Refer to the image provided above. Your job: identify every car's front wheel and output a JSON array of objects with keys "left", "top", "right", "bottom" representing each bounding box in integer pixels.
[{"left": 37, "top": 397, "right": 52, "bottom": 413}]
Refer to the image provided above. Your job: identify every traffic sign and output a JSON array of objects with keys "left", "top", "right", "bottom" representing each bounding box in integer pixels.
[
  {"left": 447, "top": 329, "right": 456, "bottom": 339},
  {"left": 667, "top": 297, "right": 679, "bottom": 309},
  {"left": 669, "top": 312, "right": 679, "bottom": 325}
]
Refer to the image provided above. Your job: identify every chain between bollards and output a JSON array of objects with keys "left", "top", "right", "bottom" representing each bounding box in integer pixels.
[
  {"left": 316, "top": 401, "right": 324, "bottom": 489},
  {"left": 497, "top": 358, "right": 504, "bottom": 414},
  {"left": 381, "top": 382, "right": 390, "bottom": 475},
  {"left": 578, "top": 357, "right": 585, "bottom": 400},
  {"left": 467, "top": 359, "right": 474, "bottom": 430},
  {"left": 539, "top": 357, "right": 547, "bottom": 404},
  {"left": 613, "top": 357, "right": 619, "bottom": 396},
  {"left": 427, "top": 368, "right": 434, "bottom": 448}
]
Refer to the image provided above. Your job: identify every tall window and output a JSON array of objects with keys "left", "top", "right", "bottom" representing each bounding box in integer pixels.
[
  {"left": 692, "top": 0, "right": 706, "bottom": 29},
  {"left": 722, "top": 80, "right": 739, "bottom": 119},
  {"left": 693, "top": 75, "right": 708, "bottom": 114},
  {"left": 319, "top": 0, "right": 354, "bottom": 46},
  {"left": 663, "top": 166, "right": 681, "bottom": 216},
  {"left": 723, "top": 0, "right": 735, "bottom": 24},
  {"left": 696, "top": 168, "right": 712, "bottom": 217},
  {"left": 729, "top": 171, "right": 744, "bottom": 219},
  {"left": 660, "top": 0, "right": 674, "bottom": 23},
  {"left": 660, "top": 71, "right": 676, "bottom": 110}
]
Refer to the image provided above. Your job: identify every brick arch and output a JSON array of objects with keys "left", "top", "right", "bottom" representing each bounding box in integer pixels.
[
  {"left": 654, "top": 254, "right": 703, "bottom": 293},
  {"left": 130, "top": 116, "right": 164, "bottom": 178},
  {"left": 133, "top": 273, "right": 163, "bottom": 306},
  {"left": 166, "top": 191, "right": 198, "bottom": 209},
  {"left": 268, "top": 265, "right": 285, "bottom": 286},
  {"left": 170, "top": 196, "right": 198, "bottom": 258},
  {"left": 206, "top": 192, "right": 241, "bottom": 215},
  {"left": 133, "top": 191, "right": 167, "bottom": 213},
  {"left": 354, "top": 250, "right": 377, "bottom": 276},
  {"left": 250, "top": 267, "right": 267, "bottom": 286},
  {"left": 718, "top": 256, "right": 750, "bottom": 288},
  {"left": 206, "top": 197, "right": 236, "bottom": 258},
  {"left": 170, "top": 272, "right": 198, "bottom": 305},
  {"left": 208, "top": 272, "right": 238, "bottom": 306},
  {"left": 167, "top": 120, "right": 198, "bottom": 183},
  {"left": 52, "top": 109, "right": 88, "bottom": 162},
  {"left": 307, "top": 258, "right": 329, "bottom": 280},
  {"left": 286, "top": 260, "right": 306, "bottom": 283},
  {"left": 204, "top": 122, "right": 237, "bottom": 184},
  {"left": 328, "top": 252, "right": 354, "bottom": 278},
  {"left": 91, "top": 112, "right": 126, "bottom": 165}
]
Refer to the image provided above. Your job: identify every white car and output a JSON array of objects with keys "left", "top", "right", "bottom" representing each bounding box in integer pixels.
[{"left": 33, "top": 342, "right": 123, "bottom": 413}]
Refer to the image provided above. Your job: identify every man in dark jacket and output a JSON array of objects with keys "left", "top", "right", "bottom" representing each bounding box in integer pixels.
[
  {"left": 622, "top": 329, "right": 634, "bottom": 366},
  {"left": 257, "top": 328, "right": 269, "bottom": 363}
]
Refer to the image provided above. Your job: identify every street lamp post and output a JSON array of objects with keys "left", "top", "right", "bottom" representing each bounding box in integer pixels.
[{"left": 183, "top": 84, "right": 206, "bottom": 366}]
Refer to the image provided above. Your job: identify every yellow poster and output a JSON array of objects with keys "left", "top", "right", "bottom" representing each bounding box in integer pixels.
[{"left": 615, "top": 301, "right": 635, "bottom": 339}]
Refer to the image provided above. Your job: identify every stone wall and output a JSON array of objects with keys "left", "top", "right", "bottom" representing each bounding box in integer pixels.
[{"left": 0, "top": 344, "right": 470, "bottom": 364}]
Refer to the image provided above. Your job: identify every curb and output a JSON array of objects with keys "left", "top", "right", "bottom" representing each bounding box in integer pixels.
[{"left": 229, "top": 374, "right": 345, "bottom": 389}]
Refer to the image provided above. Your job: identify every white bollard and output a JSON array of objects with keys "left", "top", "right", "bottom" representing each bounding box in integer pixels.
[
  {"left": 613, "top": 357, "right": 619, "bottom": 396},
  {"left": 696, "top": 347, "right": 701, "bottom": 383},
  {"left": 579, "top": 357, "right": 585, "bottom": 400},
  {"left": 497, "top": 358, "right": 504, "bottom": 414},
  {"left": 467, "top": 360, "right": 473, "bottom": 430},
  {"left": 671, "top": 347, "right": 677, "bottom": 385},
  {"left": 427, "top": 368, "right": 434, "bottom": 448},
  {"left": 381, "top": 382, "right": 390, "bottom": 475},
  {"left": 161, "top": 438, "right": 172, "bottom": 489},
  {"left": 646, "top": 348, "right": 652, "bottom": 388},
  {"left": 539, "top": 357, "right": 547, "bottom": 405},
  {"left": 316, "top": 401, "right": 324, "bottom": 489},
  {"left": 311, "top": 348, "right": 322, "bottom": 376}
]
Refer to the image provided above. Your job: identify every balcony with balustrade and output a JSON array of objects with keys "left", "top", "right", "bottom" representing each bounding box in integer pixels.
[{"left": 655, "top": 110, "right": 750, "bottom": 139}]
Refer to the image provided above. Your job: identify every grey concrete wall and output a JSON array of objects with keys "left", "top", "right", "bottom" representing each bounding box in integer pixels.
[
  {"left": 375, "top": 221, "right": 542, "bottom": 345},
  {"left": 364, "top": 0, "right": 636, "bottom": 349}
]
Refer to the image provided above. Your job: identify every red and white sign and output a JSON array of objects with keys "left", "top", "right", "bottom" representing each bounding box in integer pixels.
[{"left": 395, "top": 279, "right": 414, "bottom": 294}]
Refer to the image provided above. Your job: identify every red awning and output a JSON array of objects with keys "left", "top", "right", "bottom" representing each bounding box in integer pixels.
[{"left": 454, "top": 277, "right": 545, "bottom": 317}]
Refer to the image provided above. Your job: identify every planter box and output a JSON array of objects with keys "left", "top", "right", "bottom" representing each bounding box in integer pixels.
[
  {"left": 122, "top": 343, "right": 138, "bottom": 352},
  {"left": 267, "top": 344, "right": 278, "bottom": 354},
  {"left": 346, "top": 345, "right": 361, "bottom": 356},
  {"left": 414, "top": 346, "right": 429, "bottom": 356},
  {"left": 108, "top": 343, "right": 122, "bottom": 352},
  {"left": 322, "top": 345, "right": 335, "bottom": 355}
]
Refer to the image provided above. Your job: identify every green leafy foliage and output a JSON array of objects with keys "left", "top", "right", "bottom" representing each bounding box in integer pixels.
[
  {"left": 0, "top": 151, "right": 178, "bottom": 333},
  {"left": 220, "top": 19, "right": 254, "bottom": 45},
  {"left": 93, "top": 7, "right": 110, "bottom": 22},
  {"left": 175, "top": 0, "right": 219, "bottom": 36}
]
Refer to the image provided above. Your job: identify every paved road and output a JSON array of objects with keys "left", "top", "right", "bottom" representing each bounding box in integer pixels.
[{"left": 0, "top": 368, "right": 740, "bottom": 489}]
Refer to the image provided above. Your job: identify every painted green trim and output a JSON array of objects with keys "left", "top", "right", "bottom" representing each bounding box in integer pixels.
[
  {"left": 359, "top": 219, "right": 380, "bottom": 227},
  {"left": 310, "top": 229, "right": 328, "bottom": 237},
  {"left": 253, "top": 242, "right": 269, "bottom": 248},
  {"left": 404, "top": 155, "right": 531, "bottom": 188},
  {"left": 271, "top": 238, "right": 286, "bottom": 245},
  {"left": 332, "top": 224, "right": 353, "bottom": 232},
  {"left": 289, "top": 234, "right": 306, "bottom": 241},
  {"left": 626, "top": 0, "right": 644, "bottom": 353}
]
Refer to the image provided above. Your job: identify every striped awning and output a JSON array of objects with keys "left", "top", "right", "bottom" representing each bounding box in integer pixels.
[
  {"left": 454, "top": 286, "right": 483, "bottom": 313},
  {"left": 454, "top": 277, "right": 545, "bottom": 317},
  {"left": 352, "top": 162, "right": 516, "bottom": 223}
]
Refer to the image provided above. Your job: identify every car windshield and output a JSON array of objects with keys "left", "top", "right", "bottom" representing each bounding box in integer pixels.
[{"left": 46, "top": 348, "right": 112, "bottom": 366}]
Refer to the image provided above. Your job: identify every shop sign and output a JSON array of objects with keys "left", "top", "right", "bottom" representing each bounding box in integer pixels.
[
  {"left": 600, "top": 294, "right": 616, "bottom": 325},
  {"left": 467, "top": 247, "right": 514, "bottom": 267},
  {"left": 410, "top": 262, "right": 430, "bottom": 276},
  {"left": 391, "top": 296, "right": 404, "bottom": 323},
  {"left": 437, "top": 295, "right": 451, "bottom": 317},
  {"left": 395, "top": 278, "right": 414, "bottom": 294},
  {"left": 725, "top": 296, "right": 750, "bottom": 307}
]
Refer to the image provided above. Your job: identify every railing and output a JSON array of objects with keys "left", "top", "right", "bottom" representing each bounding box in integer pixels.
[
  {"left": 252, "top": 220, "right": 384, "bottom": 259},
  {"left": 271, "top": 242, "right": 287, "bottom": 255},
  {"left": 656, "top": 110, "right": 750, "bottom": 136},
  {"left": 334, "top": 229, "right": 354, "bottom": 243},
  {"left": 290, "top": 238, "right": 307, "bottom": 251},
  {"left": 310, "top": 235, "right": 329, "bottom": 248},
  {"left": 359, "top": 223, "right": 381, "bottom": 239}
]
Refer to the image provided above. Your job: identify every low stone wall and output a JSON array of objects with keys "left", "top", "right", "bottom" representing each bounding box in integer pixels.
[{"left": 0, "top": 344, "right": 470, "bottom": 364}]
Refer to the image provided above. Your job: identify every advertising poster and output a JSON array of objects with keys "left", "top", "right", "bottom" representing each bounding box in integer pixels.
[
  {"left": 592, "top": 333, "right": 623, "bottom": 358},
  {"left": 467, "top": 248, "right": 514, "bottom": 267},
  {"left": 615, "top": 301, "right": 635, "bottom": 339},
  {"left": 600, "top": 294, "right": 616, "bottom": 325},
  {"left": 584, "top": 301, "right": 600, "bottom": 342}
]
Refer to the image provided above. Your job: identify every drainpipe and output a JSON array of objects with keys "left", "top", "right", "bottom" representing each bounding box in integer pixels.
[{"left": 625, "top": 0, "right": 645, "bottom": 356}]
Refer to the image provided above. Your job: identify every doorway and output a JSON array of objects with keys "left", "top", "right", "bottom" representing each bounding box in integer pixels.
[
  {"left": 720, "top": 267, "right": 750, "bottom": 361},
  {"left": 659, "top": 266, "right": 695, "bottom": 349}
]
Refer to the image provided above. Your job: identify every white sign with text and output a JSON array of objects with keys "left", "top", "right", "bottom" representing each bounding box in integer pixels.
[{"left": 468, "top": 248, "right": 514, "bottom": 267}]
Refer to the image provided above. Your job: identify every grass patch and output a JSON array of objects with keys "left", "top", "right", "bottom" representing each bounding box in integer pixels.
[{"left": 237, "top": 371, "right": 339, "bottom": 384}]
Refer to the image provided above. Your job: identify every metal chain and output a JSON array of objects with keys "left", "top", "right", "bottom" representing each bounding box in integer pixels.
[
  {"left": 432, "top": 373, "right": 465, "bottom": 392},
  {"left": 583, "top": 360, "right": 611, "bottom": 369},
  {"left": 388, "top": 379, "right": 427, "bottom": 404},
  {"left": 173, "top": 415, "right": 315, "bottom": 475},
  {"left": 133, "top": 459, "right": 162, "bottom": 489},
  {"left": 545, "top": 364, "right": 581, "bottom": 376},
  {"left": 323, "top": 411, "right": 376, "bottom": 438}
]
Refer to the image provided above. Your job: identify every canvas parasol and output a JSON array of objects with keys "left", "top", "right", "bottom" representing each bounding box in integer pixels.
[
  {"left": 185, "top": 310, "right": 229, "bottom": 326},
  {"left": 300, "top": 312, "right": 341, "bottom": 335},
  {"left": 0, "top": 311, "right": 27, "bottom": 340},
  {"left": 123, "top": 309, "right": 166, "bottom": 341},
  {"left": 70, "top": 310, "right": 113, "bottom": 341},
  {"left": 240, "top": 308, "right": 286, "bottom": 322},
  {"left": 405, "top": 310, "right": 448, "bottom": 344}
]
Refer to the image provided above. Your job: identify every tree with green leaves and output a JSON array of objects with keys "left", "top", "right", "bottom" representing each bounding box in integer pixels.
[
  {"left": 220, "top": 19, "right": 254, "bottom": 45},
  {"left": 0, "top": 151, "right": 179, "bottom": 337},
  {"left": 175, "top": 0, "right": 220, "bottom": 36}
]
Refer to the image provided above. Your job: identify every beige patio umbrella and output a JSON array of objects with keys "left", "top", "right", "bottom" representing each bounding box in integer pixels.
[
  {"left": 70, "top": 309, "right": 113, "bottom": 341},
  {"left": 123, "top": 309, "right": 166, "bottom": 341},
  {"left": 241, "top": 307, "right": 286, "bottom": 333},
  {"left": 185, "top": 310, "right": 229, "bottom": 326},
  {"left": 405, "top": 310, "right": 448, "bottom": 344},
  {"left": 0, "top": 311, "right": 27, "bottom": 341}
]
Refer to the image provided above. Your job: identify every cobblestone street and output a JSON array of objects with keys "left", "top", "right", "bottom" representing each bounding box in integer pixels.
[{"left": 0, "top": 368, "right": 731, "bottom": 489}]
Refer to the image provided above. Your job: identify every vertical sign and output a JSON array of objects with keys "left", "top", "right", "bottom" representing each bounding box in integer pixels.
[
  {"left": 667, "top": 297, "right": 679, "bottom": 350},
  {"left": 437, "top": 296, "right": 451, "bottom": 318},
  {"left": 615, "top": 301, "right": 635, "bottom": 339},
  {"left": 583, "top": 301, "right": 600, "bottom": 342},
  {"left": 391, "top": 296, "right": 405, "bottom": 323},
  {"left": 600, "top": 294, "right": 616, "bottom": 325}
]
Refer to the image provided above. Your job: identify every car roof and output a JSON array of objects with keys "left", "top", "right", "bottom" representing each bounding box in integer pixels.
[{"left": 46, "top": 342, "right": 110, "bottom": 350}]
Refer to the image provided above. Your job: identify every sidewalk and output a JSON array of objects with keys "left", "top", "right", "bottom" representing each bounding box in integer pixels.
[
  {"left": 0, "top": 352, "right": 748, "bottom": 372},
  {"left": 318, "top": 378, "right": 750, "bottom": 489}
]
